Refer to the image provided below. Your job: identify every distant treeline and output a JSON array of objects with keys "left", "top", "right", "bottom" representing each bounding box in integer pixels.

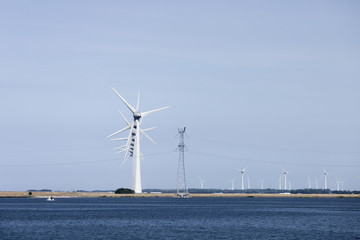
[
  {"left": 27, "top": 189, "right": 52, "bottom": 192},
  {"left": 27, "top": 189, "right": 114, "bottom": 193}
]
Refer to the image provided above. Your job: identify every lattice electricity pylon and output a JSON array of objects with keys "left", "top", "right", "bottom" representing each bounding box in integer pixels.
[{"left": 176, "top": 127, "right": 188, "bottom": 197}]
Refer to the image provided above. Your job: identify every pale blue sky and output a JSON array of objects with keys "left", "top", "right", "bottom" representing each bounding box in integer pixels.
[{"left": 0, "top": 1, "right": 359, "bottom": 191}]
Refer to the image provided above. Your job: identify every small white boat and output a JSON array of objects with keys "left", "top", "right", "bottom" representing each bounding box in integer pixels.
[{"left": 46, "top": 196, "right": 55, "bottom": 201}]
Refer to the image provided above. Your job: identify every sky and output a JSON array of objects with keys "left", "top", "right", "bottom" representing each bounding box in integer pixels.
[{"left": 0, "top": 1, "right": 359, "bottom": 191}]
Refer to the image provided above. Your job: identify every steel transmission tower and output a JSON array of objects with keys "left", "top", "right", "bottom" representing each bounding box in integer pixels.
[{"left": 176, "top": 127, "right": 188, "bottom": 197}]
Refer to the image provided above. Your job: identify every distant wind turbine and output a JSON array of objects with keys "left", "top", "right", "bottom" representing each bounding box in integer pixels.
[
  {"left": 279, "top": 176, "right": 282, "bottom": 190},
  {"left": 282, "top": 168, "right": 290, "bottom": 190},
  {"left": 323, "top": 169, "right": 329, "bottom": 190},
  {"left": 308, "top": 176, "right": 311, "bottom": 189},
  {"left": 236, "top": 167, "right": 246, "bottom": 190},
  {"left": 336, "top": 179, "right": 344, "bottom": 191},
  {"left": 229, "top": 179, "right": 236, "bottom": 191},
  {"left": 199, "top": 177, "right": 205, "bottom": 189},
  {"left": 258, "top": 179, "right": 264, "bottom": 190},
  {"left": 247, "top": 175, "right": 251, "bottom": 189}
]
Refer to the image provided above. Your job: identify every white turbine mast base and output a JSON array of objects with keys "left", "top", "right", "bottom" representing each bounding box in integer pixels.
[{"left": 229, "top": 179, "right": 235, "bottom": 191}]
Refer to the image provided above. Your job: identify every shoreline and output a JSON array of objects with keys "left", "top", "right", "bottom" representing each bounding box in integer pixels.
[{"left": 0, "top": 191, "right": 359, "bottom": 198}]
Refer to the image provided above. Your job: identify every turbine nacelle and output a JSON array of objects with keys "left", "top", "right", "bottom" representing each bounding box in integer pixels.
[
  {"left": 236, "top": 168, "right": 246, "bottom": 174},
  {"left": 133, "top": 112, "right": 141, "bottom": 120}
]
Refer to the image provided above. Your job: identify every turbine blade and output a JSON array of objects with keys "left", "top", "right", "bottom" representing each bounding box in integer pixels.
[
  {"left": 142, "top": 127, "right": 157, "bottom": 132},
  {"left": 113, "top": 144, "right": 127, "bottom": 151},
  {"left": 114, "top": 149, "right": 127, "bottom": 154},
  {"left": 111, "top": 137, "right": 129, "bottom": 141},
  {"left": 140, "top": 129, "right": 157, "bottom": 144},
  {"left": 136, "top": 92, "right": 140, "bottom": 111},
  {"left": 119, "top": 155, "right": 131, "bottom": 168},
  {"left": 118, "top": 110, "right": 130, "bottom": 126},
  {"left": 111, "top": 87, "right": 136, "bottom": 114},
  {"left": 107, "top": 126, "right": 130, "bottom": 138},
  {"left": 141, "top": 106, "right": 170, "bottom": 117}
]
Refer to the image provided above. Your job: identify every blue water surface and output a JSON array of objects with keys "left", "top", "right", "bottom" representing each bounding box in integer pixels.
[{"left": 0, "top": 197, "right": 359, "bottom": 239}]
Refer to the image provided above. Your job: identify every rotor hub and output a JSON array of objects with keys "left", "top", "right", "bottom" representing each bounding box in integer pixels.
[{"left": 133, "top": 112, "right": 141, "bottom": 120}]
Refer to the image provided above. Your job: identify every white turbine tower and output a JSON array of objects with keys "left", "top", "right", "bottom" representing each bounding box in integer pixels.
[
  {"left": 259, "top": 179, "right": 264, "bottom": 190},
  {"left": 323, "top": 169, "right": 329, "bottom": 190},
  {"left": 229, "top": 179, "right": 235, "bottom": 191},
  {"left": 199, "top": 177, "right": 205, "bottom": 189},
  {"left": 108, "top": 87, "right": 170, "bottom": 193},
  {"left": 278, "top": 176, "right": 282, "bottom": 190},
  {"left": 247, "top": 175, "right": 251, "bottom": 189},
  {"left": 282, "top": 169, "right": 289, "bottom": 190},
  {"left": 308, "top": 176, "right": 311, "bottom": 189},
  {"left": 236, "top": 168, "right": 246, "bottom": 190}
]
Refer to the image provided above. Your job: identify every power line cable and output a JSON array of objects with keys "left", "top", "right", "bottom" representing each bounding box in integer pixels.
[
  {"left": 191, "top": 138, "right": 360, "bottom": 154},
  {"left": 0, "top": 151, "right": 176, "bottom": 167},
  {"left": 188, "top": 150, "right": 360, "bottom": 168}
]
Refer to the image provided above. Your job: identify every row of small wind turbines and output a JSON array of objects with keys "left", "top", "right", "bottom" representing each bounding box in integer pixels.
[{"left": 199, "top": 168, "right": 344, "bottom": 191}]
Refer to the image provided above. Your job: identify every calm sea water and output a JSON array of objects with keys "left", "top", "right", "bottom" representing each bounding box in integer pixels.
[{"left": 0, "top": 197, "right": 359, "bottom": 239}]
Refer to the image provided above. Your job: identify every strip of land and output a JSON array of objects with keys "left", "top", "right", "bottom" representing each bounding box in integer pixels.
[{"left": 0, "top": 191, "right": 359, "bottom": 198}]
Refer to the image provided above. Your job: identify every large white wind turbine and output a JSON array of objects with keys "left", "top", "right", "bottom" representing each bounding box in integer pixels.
[
  {"left": 236, "top": 168, "right": 246, "bottom": 190},
  {"left": 282, "top": 168, "right": 289, "bottom": 190},
  {"left": 108, "top": 87, "right": 170, "bottom": 193}
]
